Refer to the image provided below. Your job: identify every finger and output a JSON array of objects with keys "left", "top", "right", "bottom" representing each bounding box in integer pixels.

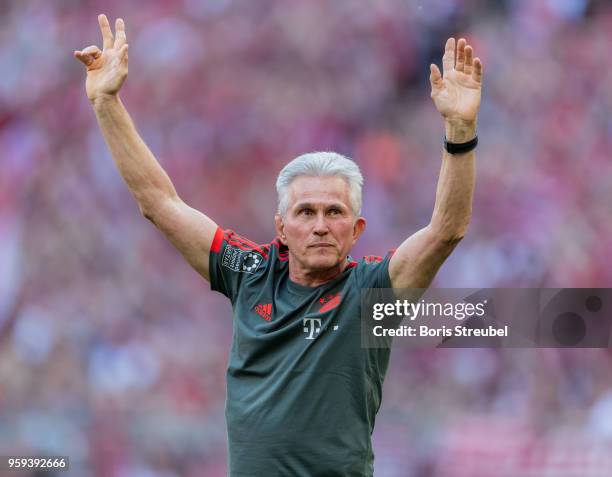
[
  {"left": 74, "top": 51, "right": 91, "bottom": 66},
  {"left": 73, "top": 45, "right": 101, "bottom": 66},
  {"left": 74, "top": 51, "right": 95, "bottom": 66},
  {"left": 442, "top": 37, "right": 455, "bottom": 75},
  {"left": 82, "top": 45, "right": 102, "bottom": 56},
  {"left": 119, "top": 44, "right": 129, "bottom": 64},
  {"left": 98, "top": 14, "right": 114, "bottom": 50},
  {"left": 114, "top": 18, "right": 126, "bottom": 49},
  {"left": 464, "top": 45, "right": 473, "bottom": 76},
  {"left": 455, "top": 38, "right": 466, "bottom": 73},
  {"left": 429, "top": 64, "right": 443, "bottom": 90},
  {"left": 472, "top": 57, "right": 483, "bottom": 83}
]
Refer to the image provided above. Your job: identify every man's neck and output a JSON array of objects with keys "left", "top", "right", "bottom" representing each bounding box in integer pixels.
[{"left": 288, "top": 259, "right": 349, "bottom": 287}]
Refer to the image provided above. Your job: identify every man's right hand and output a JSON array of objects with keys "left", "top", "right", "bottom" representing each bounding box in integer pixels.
[{"left": 74, "top": 14, "right": 128, "bottom": 103}]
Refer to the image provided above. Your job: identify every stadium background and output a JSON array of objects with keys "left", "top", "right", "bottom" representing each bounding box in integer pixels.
[{"left": 2, "top": 0, "right": 612, "bottom": 475}]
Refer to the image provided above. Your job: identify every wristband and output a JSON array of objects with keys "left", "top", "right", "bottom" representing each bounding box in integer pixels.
[{"left": 444, "top": 135, "right": 478, "bottom": 155}]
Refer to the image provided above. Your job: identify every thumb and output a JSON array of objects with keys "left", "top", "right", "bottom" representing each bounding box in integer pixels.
[
  {"left": 429, "top": 64, "right": 443, "bottom": 90},
  {"left": 74, "top": 45, "right": 102, "bottom": 67}
]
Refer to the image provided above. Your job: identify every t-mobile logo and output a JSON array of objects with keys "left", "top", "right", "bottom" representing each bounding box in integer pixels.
[
  {"left": 303, "top": 318, "right": 339, "bottom": 339},
  {"left": 303, "top": 318, "right": 322, "bottom": 340}
]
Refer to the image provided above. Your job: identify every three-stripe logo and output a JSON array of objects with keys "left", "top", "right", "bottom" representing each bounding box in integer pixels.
[{"left": 254, "top": 303, "right": 273, "bottom": 321}]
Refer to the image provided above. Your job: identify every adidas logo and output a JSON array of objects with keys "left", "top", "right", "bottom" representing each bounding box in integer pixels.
[{"left": 254, "top": 303, "right": 273, "bottom": 321}]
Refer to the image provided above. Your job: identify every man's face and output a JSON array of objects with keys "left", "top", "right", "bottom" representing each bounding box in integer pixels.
[{"left": 275, "top": 175, "right": 365, "bottom": 274}]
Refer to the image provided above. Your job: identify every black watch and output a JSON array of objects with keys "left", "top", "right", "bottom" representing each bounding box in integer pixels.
[{"left": 444, "top": 135, "right": 478, "bottom": 154}]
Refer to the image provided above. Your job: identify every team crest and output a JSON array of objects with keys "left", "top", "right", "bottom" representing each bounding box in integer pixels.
[{"left": 318, "top": 293, "right": 342, "bottom": 313}]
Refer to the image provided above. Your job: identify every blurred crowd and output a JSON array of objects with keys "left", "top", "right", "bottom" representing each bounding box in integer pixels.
[{"left": 2, "top": 0, "right": 612, "bottom": 475}]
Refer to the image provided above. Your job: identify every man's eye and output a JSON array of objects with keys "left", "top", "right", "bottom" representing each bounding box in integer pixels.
[
  {"left": 328, "top": 208, "right": 341, "bottom": 215},
  {"left": 300, "top": 209, "right": 313, "bottom": 215}
]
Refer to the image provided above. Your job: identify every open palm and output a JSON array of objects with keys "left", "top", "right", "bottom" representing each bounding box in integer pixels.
[
  {"left": 74, "top": 14, "right": 129, "bottom": 102},
  {"left": 430, "top": 38, "right": 483, "bottom": 122}
]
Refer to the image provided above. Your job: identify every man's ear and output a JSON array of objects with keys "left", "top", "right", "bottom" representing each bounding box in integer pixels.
[
  {"left": 274, "top": 213, "right": 286, "bottom": 244},
  {"left": 352, "top": 217, "right": 366, "bottom": 245}
]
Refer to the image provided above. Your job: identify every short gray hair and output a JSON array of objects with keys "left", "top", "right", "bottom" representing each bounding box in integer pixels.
[{"left": 276, "top": 151, "right": 363, "bottom": 217}]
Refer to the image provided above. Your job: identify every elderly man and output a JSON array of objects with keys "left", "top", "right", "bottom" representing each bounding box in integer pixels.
[{"left": 75, "top": 14, "right": 483, "bottom": 477}]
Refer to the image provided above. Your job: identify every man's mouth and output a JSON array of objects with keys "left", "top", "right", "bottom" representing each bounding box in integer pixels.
[{"left": 309, "top": 243, "right": 334, "bottom": 248}]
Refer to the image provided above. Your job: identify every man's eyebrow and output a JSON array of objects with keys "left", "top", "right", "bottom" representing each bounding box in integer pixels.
[{"left": 293, "top": 202, "right": 347, "bottom": 210}]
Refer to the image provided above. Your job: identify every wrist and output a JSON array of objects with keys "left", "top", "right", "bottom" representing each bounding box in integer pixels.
[
  {"left": 91, "top": 93, "right": 120, "bottom": 109},
  {"left": 444, "top": 119, "right": 477, "bottom": 143}
]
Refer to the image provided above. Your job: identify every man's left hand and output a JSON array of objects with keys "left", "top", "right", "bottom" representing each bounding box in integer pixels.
[{"left": 430, "top": 37, "right": 483, "bottom": 138}]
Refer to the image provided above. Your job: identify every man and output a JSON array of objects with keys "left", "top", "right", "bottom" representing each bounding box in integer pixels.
[{"left": 75, "top": 14, "right": 483, "bottom": 476}]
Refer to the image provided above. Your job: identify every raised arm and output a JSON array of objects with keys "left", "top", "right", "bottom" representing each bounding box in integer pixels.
[
  {"left": 389, "top": 38, "right": 483, "bottom": 290},
  {"left": 74, "top": 14, "right": 218, "bottom": 280}
]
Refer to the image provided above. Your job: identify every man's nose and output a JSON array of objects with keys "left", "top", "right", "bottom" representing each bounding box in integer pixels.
[{"left": 313, "top": 214, "right": 329, "bottom": 235}]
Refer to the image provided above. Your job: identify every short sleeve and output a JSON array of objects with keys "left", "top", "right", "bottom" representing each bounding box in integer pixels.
[
  {"left": 208, "top": 227, "right": 269, "bottom": 302},
  {"left": 354, "top": 251, "right": 395, "bottom": 289}
]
